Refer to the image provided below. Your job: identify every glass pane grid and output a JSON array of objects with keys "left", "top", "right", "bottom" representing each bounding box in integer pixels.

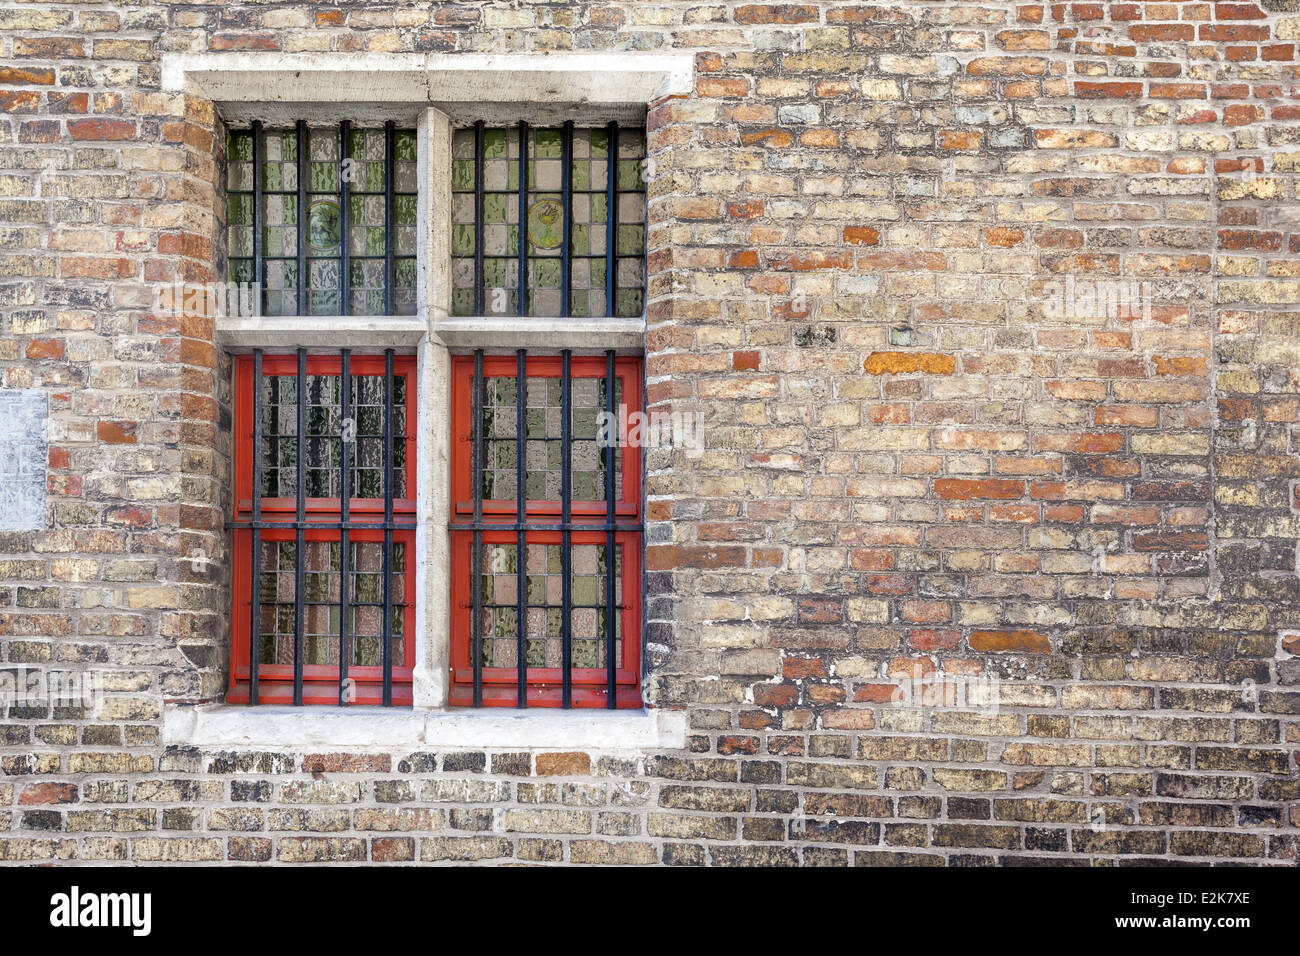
[
  {"left": 225, "top": 125, "right": 416, "bottom": 317},
  {"left": 475, "top": 542, "right": 622, "bottom": 670},
  {"left": 451, "top": 124, "right": 646, "bottom": 318},
  {"left": 478, "top": 374, "right": 622, "bottom": 502},
  {"left": 259, "top": 372, "right": 408, "bottom": 499},
  {"left": 255, "top": 538, "right": 405, "bottom": 667}
]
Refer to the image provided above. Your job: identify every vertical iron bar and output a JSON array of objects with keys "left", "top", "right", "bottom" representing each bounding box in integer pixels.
[
  {"left": 252, "top": 121, "right": 264, "bottom": 316},
  {"left": 561, "top": 121, "right": 573, "bottom": 319},
  {"left": 249, "top": 348, "right": 264, "bottom": 704},
  {"left": 384, "top": 120, "right": 396, "bottom": 316},
  {"left": 515, "top": 349, "right": 528, "bottom": 707},
  {"left": 517, "top": 120, "right": 528, "bottom": 318},
  {"left": 338, "top": 349, "right": 352, "bottom": 705},
  {"left": 296, "top": 120, "right": 307, "bottom": 317},
  {"left": 339, "top": 121, "right": 351, "bottom": 317},
  {"left": 605, "top": 121, "right": 618, "bottom": 319},
  {"left": 470, "top": 350, "right": 485, "bottom": 707},
  {"left": 293, "top": 347, "right": 306, "bottom": 705},
  {"left": 473, "top": 120, "right": 485, "bottom": 315},
  {"left": 604, "top": 349, "right": 617, "bottom": 708},
  {"left": 382, "top": 348, "right": 395, "bottom": 706},
  {"left": 560, "top": 350, "right": 572, "bottom": 708}
]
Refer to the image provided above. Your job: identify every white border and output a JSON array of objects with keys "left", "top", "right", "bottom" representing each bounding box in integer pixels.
[{"left": 165, "top": 705, "right": 687, "bottom": 751}]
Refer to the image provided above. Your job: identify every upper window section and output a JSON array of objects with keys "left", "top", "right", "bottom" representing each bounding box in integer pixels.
[
  {"left": 226, "top": 122, "right": 418, "bottom": 317},
  {"left": 451, "top": 122, "right": 647, "bottom": 319}
]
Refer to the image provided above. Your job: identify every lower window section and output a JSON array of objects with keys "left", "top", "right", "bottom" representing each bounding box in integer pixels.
[
  {"left": 230, "top": 528, "right": 415, "bottom": 705},
  {"left": 448, "top": 349, "right": 643, "bottom": 709},
  {"left": 230, "top": 349, "right": 417, "bottom": 707},
  {"left": 448, "top": 530, "right": 641, "bottom": 708}
]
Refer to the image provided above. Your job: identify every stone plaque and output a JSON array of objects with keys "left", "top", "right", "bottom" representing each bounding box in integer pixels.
[{"left": 0, "top": 390, "right": 48, "bottom": 530}]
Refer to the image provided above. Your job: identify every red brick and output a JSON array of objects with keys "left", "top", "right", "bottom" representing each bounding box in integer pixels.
[
  {"left": 535, "top": 752, "right": 591, "bottom": 776},
  {"left": 66, "top": 118, "right": 136, "bottom": 140},
  {"left": 934, "top": 479, "right": 1026, "bottom": 500},
  {"left": 970, "top": 630, "right": 1052, "bottom": 653}
]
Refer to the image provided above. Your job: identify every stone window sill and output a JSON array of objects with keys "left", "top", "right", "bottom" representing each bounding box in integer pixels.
[{"left": 163, "top": 704, "right": 686, "bottom": 752}]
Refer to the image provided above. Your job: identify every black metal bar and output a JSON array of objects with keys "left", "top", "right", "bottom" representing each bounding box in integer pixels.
[
  {"left": 252, "top": 121, "right": 264, "bottom": 316},
  {"left": 434, "top": 521, "right": 642, "bottom": 533},
  {"left": 296, "top": 120, "right": 307, "bottom": 317},
  {"left": 605, "top": 121, "right": 618, "bottom": 319},
  {"left": 515, "top": 348, "right": 527, "bottom": 707},
  {"left": 517, "top": 120, "right": 529, "bottom": 318},
  {"left": 561, "top": 121, "right": 573, "bottom": 319},
  {"left": 381, "top": 348, "right": 395, "bottom": 707},
  {"left": 560, "top": 349, "right": 572, "bottom": 708},
  {"left": 249, "top": 348, "right": 264, "bottom": 705},
  {"left": 473, "top": 120, "right": 485, "bottom": 315},
  {"left": 293, "top": 348, "right": 306, "bottom": 705},
  {"left": 230, "top": 519, "right": 420, "bottom": 531},
  {"left": 339, "top": 121, "right": 350, "bottom": 317},
  {"left": 384, "top": 121, "right": 395, "bottom": 316},
  {"left": 338, "top": 349, "right": 352, "bottom": 705},
  {"left": 604, "top": 349, "right": 617, "bottom": 707},
  {"left": 470, "top": 349, "right": 485, "bottom": 707}
]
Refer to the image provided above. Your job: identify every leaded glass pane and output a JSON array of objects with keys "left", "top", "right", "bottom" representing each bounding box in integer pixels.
[
  {"left": 255, "top": 538, "right": 404, "bottom": 667},
  {"left": 450, "top": 123, "right": 647, "bottom": 319},
  {"left": 474, "top": 542, "right": 621, "bottom": 669},
  {"left": 478, "top": 373, "right": 622, "bottom": 502},
  {"left": 226, "top": 123, "right": 416, "bottom": 318},
  {"left": 259, "top": 373, "right": 407, "bottom": 500}
]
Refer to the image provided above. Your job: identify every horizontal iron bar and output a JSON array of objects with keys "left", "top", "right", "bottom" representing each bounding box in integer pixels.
[
  {"left": 227, "top": 520, "right": 417, "bottom": 531},
  {"left": 449, "top": 522, "right": 642, "bottom": 533}
]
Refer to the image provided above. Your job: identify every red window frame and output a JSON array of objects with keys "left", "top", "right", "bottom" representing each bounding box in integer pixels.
[
  {"left": 449, "top": 353, "right": 643, "bottom": 708},
  {"left": 229, "top": 352, "right": 418, "bottom": 705}
]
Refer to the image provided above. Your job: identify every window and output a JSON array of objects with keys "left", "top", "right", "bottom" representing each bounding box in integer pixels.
[
  {"left": 223, "top": 110, "right": 649, "bottom": 710},
  {"left": 450, "top": 122, "right": 647, "bottom": 318},
  {"left": 226, "top": 122, "right": 418, "bottom": 316},
  {"left": 449, "top": 351, "right": 643, "bottom": 708},
  {"left": 230, "top": 350, "right": 417, "bottom": 705}
]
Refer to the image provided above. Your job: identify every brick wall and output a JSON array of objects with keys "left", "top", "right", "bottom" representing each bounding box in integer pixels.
[{"left": 0, "top": 1, "right": 1298, "bottom": 865}]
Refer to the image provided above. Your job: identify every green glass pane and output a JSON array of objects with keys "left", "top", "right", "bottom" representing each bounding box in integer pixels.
[
  {"left": 228, "top": 132, "right": 253, "bottom": 162},
  {"left": 483, "top": 128, "right": 507, "bottom": 158},
  {"left": 395, "top": 130, "right": 417, "bottom": 161},
  {"left": 229, "top": 193, "right": 252, "bottom": 225},
  {"left": 452, "top": 287, "right": 474, "bottom": 315},
  {"left": 310, "top": 161, "right": 337, "bottom": 191},
  {"left": 535, "top": 127, "right": 562, "bottom": 158},
  {"left": 570, "top": 225, "right": 589, "bottom": 255},
  {"left": 617, "top": 288, "right": 643, "bottom": 317},
  {"left": 395, "top": 258, "right": 416, "bottom": 287},
  {"left": 617, "top": 224, "right": 644, "bottom": 256},
  {"left": 452, "top": 160, "right": 475, "bottom": 191},
  {"left": 534, "top": 259, "right": 560, "bottom": 289},
  {"left": 452, "top": 224, "right": 475, "bottom": 257},
  {"left": 229, "top": 258, "right": 255, "bottom": 284},
  {"left": 617, "top": 159, "right": 641, "bottom": 190},
  {"left": 483, "top": 193, "right": 507, "bottom": 223},
  {"left": 395, "top": 194, "right": 417, "bottom": 225}
]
